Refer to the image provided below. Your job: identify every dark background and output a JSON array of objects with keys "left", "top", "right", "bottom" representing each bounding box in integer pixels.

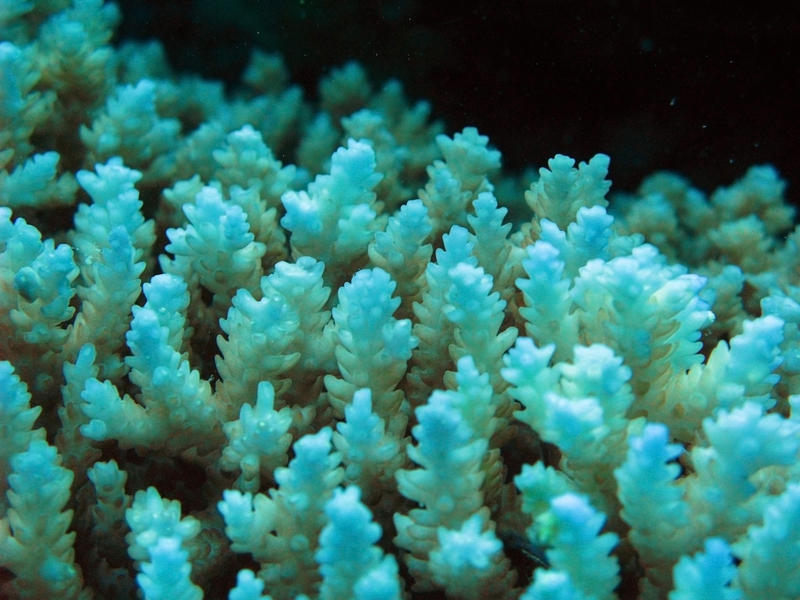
[{"left": 115, "top": 0, "right": 800, "bottom": 203}]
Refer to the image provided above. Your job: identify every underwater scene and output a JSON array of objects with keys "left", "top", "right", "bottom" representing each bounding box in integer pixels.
[{"left": 1, "top": 2, "right": 798, "bottom": 598}]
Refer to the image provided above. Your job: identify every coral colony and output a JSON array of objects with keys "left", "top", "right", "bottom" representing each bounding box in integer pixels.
[{"left": 1, "top": 2, "right": 799, "bottom": 599}]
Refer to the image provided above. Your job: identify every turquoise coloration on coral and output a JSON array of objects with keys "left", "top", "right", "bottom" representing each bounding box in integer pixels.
[{"left": 0, "top": 2, "right": 799, "bottom": 599}]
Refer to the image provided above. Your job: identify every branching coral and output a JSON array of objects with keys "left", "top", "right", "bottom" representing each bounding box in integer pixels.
[{"left": 0, "top": 2, "right": 798, "bottom": 600}]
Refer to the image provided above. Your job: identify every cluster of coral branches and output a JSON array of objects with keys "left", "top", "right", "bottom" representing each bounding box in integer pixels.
[{"left": 1, "top": 2, "right": 799, "bottom": 599}]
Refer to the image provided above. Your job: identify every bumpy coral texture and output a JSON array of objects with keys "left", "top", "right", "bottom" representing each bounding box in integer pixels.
[{"left": 1, "top": 2, "right": 799, "bottom": 600}]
